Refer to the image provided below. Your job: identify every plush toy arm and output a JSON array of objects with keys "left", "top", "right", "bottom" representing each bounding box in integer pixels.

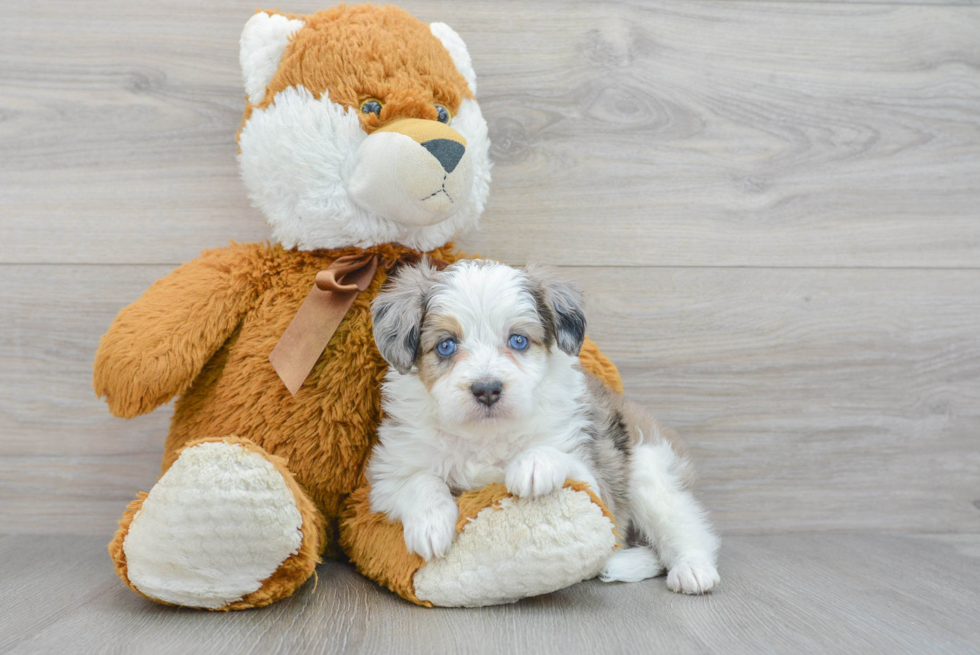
[
  {"left": 93, "top": 248, "right": 260, "bottom": 418},
  {"left": 579, "top": 336, "right": 624, "bottom": 394},
  {"left": 341, "top": 482, "right": 617, "bottom": 607}
]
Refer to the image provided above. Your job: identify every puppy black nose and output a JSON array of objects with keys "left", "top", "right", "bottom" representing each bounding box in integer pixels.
[
  {"left": 471, "top": 379, "right": 503, "bottom": 407},
  {"left": 421, "top": 139, "right": 465, "bottom": 173}
]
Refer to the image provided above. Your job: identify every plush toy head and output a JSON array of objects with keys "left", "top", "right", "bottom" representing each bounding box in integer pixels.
[{"left": 238, "top": 5, "right": 491, "bottom": 252}]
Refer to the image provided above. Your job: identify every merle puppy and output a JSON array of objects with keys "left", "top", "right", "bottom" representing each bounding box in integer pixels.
[{"left": 367, "top": 259, "right": 720, "bottom": 594}]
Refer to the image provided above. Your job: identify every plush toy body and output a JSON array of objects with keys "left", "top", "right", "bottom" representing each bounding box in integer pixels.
[{"left": 95, "top": 5, "right": 623, "bottom": 610}]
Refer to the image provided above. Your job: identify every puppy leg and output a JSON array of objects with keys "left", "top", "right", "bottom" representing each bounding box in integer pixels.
[
  {"left": 599, "top": 547, "right": 663, "bottom": 583},
  {"left": 370, "top": 472, "right": 459, "bottom": 562},
  {"left": 629, "top": 440, "right": 720, "bottom": 594},
  {"left": 505, "top": 446, "right": 596, "bottom": 498}
]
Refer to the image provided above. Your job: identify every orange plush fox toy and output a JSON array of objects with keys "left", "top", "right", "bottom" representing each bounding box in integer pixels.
[{"left": 94, "top": 4, "right": 623, "bottom": 610}]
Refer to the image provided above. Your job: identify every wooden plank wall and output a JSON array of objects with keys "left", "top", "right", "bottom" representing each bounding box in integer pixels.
[{"left": 1, "top": 0, "right": 978, "bottom": 536}]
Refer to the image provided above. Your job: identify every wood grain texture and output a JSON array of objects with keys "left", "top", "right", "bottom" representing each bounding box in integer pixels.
[
  {"left": 0, "top": 265, "right": 169, "bottom": 534},
  {"left": 1, "top": 533, "right": 979, "bottom": 654},
  {"left": 1, "top": 1, "right": 978, "bottom": 266},
  {"left": 565, "top": 266, "right": 980, "bottom": 534},
  {"left": 3, "top": 264, "right": 978, "bottom": 535},
  {"left": 774, "top": 0, "right": 980, "bottom": 4}
]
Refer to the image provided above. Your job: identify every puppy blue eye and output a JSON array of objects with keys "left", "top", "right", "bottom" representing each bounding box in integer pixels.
[
  {"left": 436, "top": 338, "right": 457, "bottom": 357},
  {"left": 508, "top": 334, "right": 528, "bottom": 351}
]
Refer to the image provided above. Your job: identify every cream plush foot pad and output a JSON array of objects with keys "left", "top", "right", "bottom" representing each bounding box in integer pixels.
[
  {"left": 413, "top": 487, "right": 617, "bottom": 607},
  {"left": 122, "top": 441, "right": 304, "bottom": 609}
]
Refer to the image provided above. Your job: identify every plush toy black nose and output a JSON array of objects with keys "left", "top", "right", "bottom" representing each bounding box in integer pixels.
[
  {"left": 421, "top": 139, "right": 465, "bottom": 173},
  {"left": 471, "top": 379, "right": 503, "bottom": 407}
]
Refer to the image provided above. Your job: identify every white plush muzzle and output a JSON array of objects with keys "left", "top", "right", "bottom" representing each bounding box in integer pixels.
[
  {"left": 238, "top": 91, "right": 490, "bottom": 252},
  {"left": 347, "top": 126, "right": 474, "bottom": 227}
]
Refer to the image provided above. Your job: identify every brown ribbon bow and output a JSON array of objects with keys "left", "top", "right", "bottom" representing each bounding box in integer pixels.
[
  {"left": 269, "top": 251, "right": 452, "bottom": 397},
  {"left": 269, "top": 254, "right": 379, "bottom": 397}
]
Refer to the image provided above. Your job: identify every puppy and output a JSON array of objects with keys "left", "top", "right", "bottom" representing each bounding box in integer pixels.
[{"left": 368, "top": 260, "right": 720, "bottom": 594}]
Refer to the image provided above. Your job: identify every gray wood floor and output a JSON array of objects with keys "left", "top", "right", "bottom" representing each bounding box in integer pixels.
[
  {"left": 2, "top": 0, "right": 979, "bottom": 651},
  {"left": 1, "top": 533, "right": 978, "bottom": 655}
]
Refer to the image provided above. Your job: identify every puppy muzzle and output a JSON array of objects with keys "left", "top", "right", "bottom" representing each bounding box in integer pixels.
[{"left": 347, "top": 118, "right": 474, "bottom": 226}]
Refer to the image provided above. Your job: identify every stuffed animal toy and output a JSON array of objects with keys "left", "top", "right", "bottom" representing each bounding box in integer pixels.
[{"left": 94, "top": 4, "right": 624, "bottom": 610}]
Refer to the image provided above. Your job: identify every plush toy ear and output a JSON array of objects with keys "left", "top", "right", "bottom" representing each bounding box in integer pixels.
[
  {"left": 372, "top": 262, "right": 439, "bottom": 374},
  {"left": 240, "top": 11, "right": 305, "bottom": 105},
  {"left": 524, "top": 265, "right": 588, "bottom": 357},
  {"left": 430, "top": 22, "right": 478, "bottom": 96}
]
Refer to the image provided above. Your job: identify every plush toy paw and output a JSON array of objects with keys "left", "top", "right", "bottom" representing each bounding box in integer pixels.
[
  {"left": 412, "top": 484, "right": 617, "bottom": 607},
  {"left": 599, "top": 547, "right": 664, "bottom": 583},
  {"left": 113, "top": 438, "right": 321, "bottom": 609},
  {"left": 341, "top": 481, "right": 618, "bottom": 608},
  {"left": 666, "top": 557, "right": 720, "bottom": 595},
  {"left": 504, "top": 448, "right": 569, "bottom": 498},
  {"left": 402, "top": 500, "right": 459, "bottom": 561}
]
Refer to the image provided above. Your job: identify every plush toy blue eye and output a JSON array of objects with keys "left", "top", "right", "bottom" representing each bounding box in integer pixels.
[
  {"left": 360, "top": 98, "right": 383, "bottom": 118},
  {"left": 435, "top": 104, "right": 452, "bottom": 125},
  {"left": 508, "top": 334, "right": 528, "bottom": 351},
  {"left": 436, "top": 338, "right": 457, "bottom": 357}
]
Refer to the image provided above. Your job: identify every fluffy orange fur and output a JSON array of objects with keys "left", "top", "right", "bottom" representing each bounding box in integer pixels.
[{"left": 243, "top": 5, "right": 472, "bottom": 131}]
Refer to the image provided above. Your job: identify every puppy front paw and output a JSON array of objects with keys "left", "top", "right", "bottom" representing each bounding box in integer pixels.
[
  {"left": 505, "top": 449, "right": 568, "bottom": 498},
  {"left": 666, "top": 558, "right": 720, "bottom": 595},
  {"left": 402, "top": 500, "right": 459, "bottom": 562}
]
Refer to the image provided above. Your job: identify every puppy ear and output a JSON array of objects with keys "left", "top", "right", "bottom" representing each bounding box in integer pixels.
[
  {"left": 240, "top": 11, "right": 304, "bottom": 105},
  {"left": 524, "top": 265, "right": 587, "bottom": 357},
  {"left": 372, "top": 262, "right": 438, "bottom": 374}
]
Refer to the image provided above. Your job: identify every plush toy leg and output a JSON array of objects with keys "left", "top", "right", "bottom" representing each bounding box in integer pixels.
[
  {"left": 108, "top": 436, "right": 324, "bottom": 610},
  {"left": 340, "top": 481, "right": 618, "bottom": 608}
]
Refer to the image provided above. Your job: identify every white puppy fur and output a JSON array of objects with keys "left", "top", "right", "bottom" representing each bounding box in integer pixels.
[
  {"left": 368, "top": 260, "right": 721, "bottom": 594},
  {"left": 237, "top": 14, "right": 491, "bottom": 252}
]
